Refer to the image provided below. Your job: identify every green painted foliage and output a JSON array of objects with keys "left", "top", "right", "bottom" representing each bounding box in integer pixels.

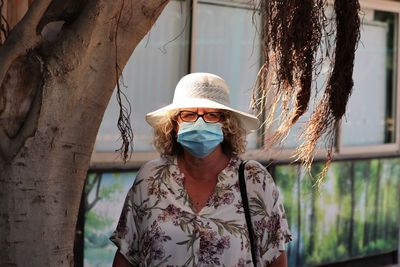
[{"left": 274, "top": 157, "right": 400, "bottom": 267}]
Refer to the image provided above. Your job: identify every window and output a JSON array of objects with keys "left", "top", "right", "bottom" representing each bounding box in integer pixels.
[
  {"left": 341, "top": 9, "right": 397, "bottom": 147},
  {"left": 94, "top": 0, "right": 190, "bottom": 153},
  {"left": 192, "top": 0, "right": 261, "bottom": 149},
  {"left": 269, "top": 1, "right": 400, "bottom": 160},
  {"left": 92, "top": 0, "right": 400, "bottom": 166},
  {"left": 92, "top": 0, "right": 262, "bottom": 165}
]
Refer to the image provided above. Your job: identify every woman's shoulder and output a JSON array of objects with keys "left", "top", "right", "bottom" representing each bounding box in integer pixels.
[
  {"left": 135, "top": 156, "right": 175, "bottom": 180},
  {"left": 233, "top": 157, "right": 270, "bottom": 177},
  {"left": 244, "top": 159, "right": 269, "bottom": 174},
  {"left": 242, "top": 159, "right": 275, "bottom": 189},
  {"left": 140, "top": 156, "right": 172, "bottom": 170}
]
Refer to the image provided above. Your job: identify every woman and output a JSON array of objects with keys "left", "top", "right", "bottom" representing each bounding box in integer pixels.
[{"left": 110, "top": 73, "right": 292, "bottom": 267}]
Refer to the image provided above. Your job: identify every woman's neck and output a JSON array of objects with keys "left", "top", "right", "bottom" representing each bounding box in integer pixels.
[{"left": 178, "top": 145, "right": 229, "bottom": 181}]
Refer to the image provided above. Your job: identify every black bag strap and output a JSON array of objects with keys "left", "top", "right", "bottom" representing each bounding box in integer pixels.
[{"left": 239, "top": 160, "right": 257, "bottom": 267}]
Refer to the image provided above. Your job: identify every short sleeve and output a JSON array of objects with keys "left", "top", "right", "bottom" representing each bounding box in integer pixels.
[
  {"left": 244, "top": 160, "right": 292, "bottom": 265},
  {"left": 109, "top": 188, "right": 140, "bottom": 265}
]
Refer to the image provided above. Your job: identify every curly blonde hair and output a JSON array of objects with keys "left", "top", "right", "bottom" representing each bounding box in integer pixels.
[{"left": 153, "top": 110, "right": 247, "bottom": 156}]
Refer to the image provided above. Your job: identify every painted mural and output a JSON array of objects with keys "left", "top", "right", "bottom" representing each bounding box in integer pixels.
[
  {"left": 83, "top": 172, "right": 136, "bottom": 267},
  {"left": 274, "top": 158, "right": 400, "bottom": 267},
  {"left": 82, "top": 158, "right": 399, "bottom": 267}
]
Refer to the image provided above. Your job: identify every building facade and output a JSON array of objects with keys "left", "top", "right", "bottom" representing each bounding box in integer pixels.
[
  {"left": 2, "top": 0, "right": 398, "bottom": 266},
  {"left": 84, "top": 1, "right": 400, "bottom": 266}
]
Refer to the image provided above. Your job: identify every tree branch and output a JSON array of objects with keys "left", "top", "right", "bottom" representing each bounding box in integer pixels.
[
  {"left": 0, "top": 0, "right": 52, "bottom": 89},
  {"left": 44, "top": 0, "right": 170, "bottom": 73},
  {"left": 37, "top": 0, "right": 84, "bottom": 32},
  {"left": 86, "top": 173, "right": 100, "bottom": 196},
  {"left": 84, "top": 173, "right": 100, "bottom": 210},
  {"left": 86, "top": 174, "right": 102, "bottom": 212}
]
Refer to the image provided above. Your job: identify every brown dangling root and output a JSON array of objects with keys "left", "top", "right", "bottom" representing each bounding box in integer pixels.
[
  {"left": 330, "top": 0, "right": 361, "bottom": 120},
  {"left": 295, "top": 0, "right": 360, "bottom": 172},
  {"left": 253, "top": 0, "right": 360, "bottom": 181},
  {"left": 115, "top": 0, "right": 134, "bottom": 162},
  {"left": 254, "top": 0, "right": 326, "bottom": 147}
]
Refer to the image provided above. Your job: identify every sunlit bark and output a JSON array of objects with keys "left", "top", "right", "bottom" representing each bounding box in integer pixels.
[{"left": 0, "top": 0, "right": 169, "bottom": 265}]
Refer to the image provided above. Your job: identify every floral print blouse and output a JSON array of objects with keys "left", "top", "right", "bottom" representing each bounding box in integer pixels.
[{"left": 110, "top": 156, "right": 292, "bottom": 267}]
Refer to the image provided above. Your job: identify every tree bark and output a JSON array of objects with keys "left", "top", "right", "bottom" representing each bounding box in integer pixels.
[{"left": 0, "top": 0, "right": 170, "bottom": 266}]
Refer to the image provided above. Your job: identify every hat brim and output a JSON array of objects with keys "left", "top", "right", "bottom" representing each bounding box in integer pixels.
[{"left": 145, "top": 98, "right": 260, "bottom": 131}]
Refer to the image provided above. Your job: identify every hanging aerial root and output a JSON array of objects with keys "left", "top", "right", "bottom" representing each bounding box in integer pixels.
[
  {"left": 253, "top": 0, "right": 360, "bottom": 180},
  {"left": 114, "top": 0, "right": 134, "bottom": 162},
  {"left": 294, "top": 96, "right": 334, "bottom": 167},
  {"left": 253, "top": 0, "right": 326, "bottom": 146},
  {"left": 329, "top": 0, "right": 360, "bottom": 120},
  {"left": 294, "top": 0, "right": 360, "bottom": 177}
]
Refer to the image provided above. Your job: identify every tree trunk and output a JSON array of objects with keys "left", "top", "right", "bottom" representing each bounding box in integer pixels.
[
  {"left": 348, "top": 162, "right": 355, "bottom": 256},
  {"left": 336, "top": 192, "right": 342, "bottom": 248},
  {"left": 362, "top": 161, "right": 371, "bottom": 247},
  {"left": 296, "top": 165, "right": 301, "bottom": 267},
  {"left": 383, "top": 178, "right": 391, "bottom": 241},
  {"left": 0, "top": 0, "right": 170, "bottom": 266},
  {"left": 335, "top": 163, "right": 348, "bottom": 249},
  {"left": 372, "top": 161, "right": 382, "bottom": 242},
  {"left": 397, "top": 168, "right": 400, "bottom": 264},
  {"left": 307, "top": 165, "right": 320, "bottom": 256},
  {"left": 74, "top": 183, "right": 86, "bottom": 267}
]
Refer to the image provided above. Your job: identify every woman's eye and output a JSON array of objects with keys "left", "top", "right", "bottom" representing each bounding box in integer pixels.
[
  {"left": 207, "top": 113, "right": 219, "bottom": 118},
  {"left": 186, "top": 113, "right": 196, "bottom": 118},
  {"left": 181, "top": 112, "right": 197, "bottom": 120}
]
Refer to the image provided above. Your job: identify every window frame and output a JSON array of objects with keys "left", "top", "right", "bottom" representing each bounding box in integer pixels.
[
  {"left": 90, "top": 0, "right": 400, "bottom": 169},
  {"left": 337, "top": 0, "right": 400, "bottom": 157},
  {"left": 190, "top": 0, "right": 261, "bottom": 75},
  {"left": 91, "top": 0, "right": 192, "bottom": 169},
  {"left": 255, "top": 0, "right": 400, "bottom": 163},
  {"left": 91, "top": 0, "right": 263, "bottom": 169}
]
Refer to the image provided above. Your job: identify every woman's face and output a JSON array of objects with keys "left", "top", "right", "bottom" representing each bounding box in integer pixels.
[{"left": 174, "top": 108, "right": 225, "bottom": 158}]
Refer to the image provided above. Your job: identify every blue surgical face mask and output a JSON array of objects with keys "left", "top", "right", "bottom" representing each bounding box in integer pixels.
[{"left": 177, "top": 118, "right": 224, "bottom": 158}]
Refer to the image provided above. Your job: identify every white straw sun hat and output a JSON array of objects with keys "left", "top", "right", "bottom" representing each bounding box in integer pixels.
[{"left": 145, "top": 73, "right": 260, "bottom": 131}]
